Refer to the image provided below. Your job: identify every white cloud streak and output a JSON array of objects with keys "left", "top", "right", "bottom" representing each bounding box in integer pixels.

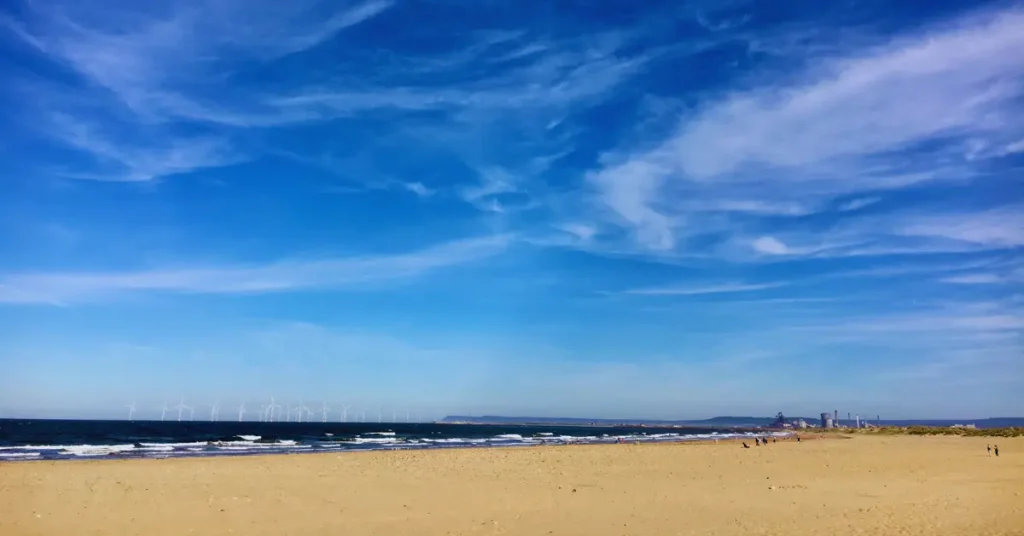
[
  {"left": 938, "top": 274, "right": 1005, "bottom": 285},
  {"left": 621, "top": 282, "right": 787, "bottom": 296},
  {"left": 46, "top": 113, "right": 240, "bottom": 182},
  {"left": 837, "top": 197, "right": 881, "bottom": 212},
  {"left": 6, "top": 0, "right": 395, "bottom": 181},
  {"left": 588, "top": 7, "right": 1024, "bottom": 254},
  {"left": 0, "top": 235, "right": 510, "bottom": 305},
  {"left": 751, "top": 236, "right": 789, "bottom": 255},
  {"left": 673, "top": 10, "right": 1024, "bottom": 179},
  {"left": 895, "top": 207, "right": 1024, "bottom": 248}
]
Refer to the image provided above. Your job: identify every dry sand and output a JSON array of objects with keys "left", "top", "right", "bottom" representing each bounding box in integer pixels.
[{"left": 1, "top": 435, "right": 1021, "bottom": 535}]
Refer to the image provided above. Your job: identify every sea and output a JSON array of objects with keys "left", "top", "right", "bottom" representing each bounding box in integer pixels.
[{"left": 0, "top": 419, "right": 775, "bottom": 462}]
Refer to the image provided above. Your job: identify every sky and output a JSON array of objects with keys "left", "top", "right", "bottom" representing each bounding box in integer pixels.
[{"left": 0, "top": 0, "right": 1021, "bottom": 421}]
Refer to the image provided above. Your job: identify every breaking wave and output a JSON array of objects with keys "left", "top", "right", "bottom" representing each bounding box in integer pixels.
[{"left": 0, "top": 421, "right": 789, "bottom": 462}]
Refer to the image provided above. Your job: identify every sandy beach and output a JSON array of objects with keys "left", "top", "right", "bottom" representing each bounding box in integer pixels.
[{"left": 1, "top": 435, "right": 1021, "bottom": 535}]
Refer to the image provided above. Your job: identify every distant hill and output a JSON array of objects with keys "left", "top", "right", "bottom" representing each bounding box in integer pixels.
[
  {"left": 437, "top": 415, "right": 813, "bottom": 427},
  {"left": 439, "top": 415, "right": 1024, "bottom": 429}
]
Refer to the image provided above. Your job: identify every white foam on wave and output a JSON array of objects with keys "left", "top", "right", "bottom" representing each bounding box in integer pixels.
[
  {"left": 65, "top": 444, "right": 138, "bottom": 456},
  {"left": 0, "top": 428, "right": 795, "bottom": 462},
  {"left": 349, "top": 437, "right": 399, "bottom": 444},
  {"left": 312, "top": 443, "right": 346, "bottom": 449},
  {"left": 139, "top": 442, "right": 208, "bottom": 448},
  {"left": 422, "top": 438, "right": 467, "bottom": 444},
  {"left": 0, "top": 445, "right": 76, "bottom": 451},
  {"left": 135, "top": 445, "right": 175, "bottom": 452},
  {"left": 211, "top": 440, "right": 259, "bottom": 447},
  {"left": 215, "top": 444, "right": 312, "bottom": 451}
]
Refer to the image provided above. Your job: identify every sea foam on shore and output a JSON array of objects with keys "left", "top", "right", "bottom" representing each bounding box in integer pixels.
[{"left": 0, "top": 430, "right": 788, "bottom": 461}]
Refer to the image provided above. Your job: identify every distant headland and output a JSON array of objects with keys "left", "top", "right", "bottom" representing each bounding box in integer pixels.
[{"left": 438, "top": 415, "right": 1024, "bottom": 429}]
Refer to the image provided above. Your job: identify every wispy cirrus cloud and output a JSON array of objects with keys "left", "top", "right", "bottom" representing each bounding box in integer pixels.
[
  {"left": 837, "top": 197, "right": 881, "bottom": 212},
  {"left": 939, "top": 273, "right": 1005, "bottom": 284},
  {"left": 586, "top": 7, "right": 1024, "bottom": 257},
  {"left": 10, "top": 0, "right": 396, "bottom": 120},
  {"left": 895, "top": 206, "right": 1024, "bottom": 248},
  {"left": 6, "top": 0, "right": 396, "bottom": 182},
  {"left": 749, "top": 205, "right": 1024, "bottom": 261},
  {"left": 7, "top": 0, "right": 650, "bottom": 200},
  {"left": 44, "top": 113, "right": 240, "bottom": 182},
  {"left": 619, "top": 282, "right": 787, "bottom": 296},
  {"left": 0, "top": 235, "right": 510, "bottom": 305}
]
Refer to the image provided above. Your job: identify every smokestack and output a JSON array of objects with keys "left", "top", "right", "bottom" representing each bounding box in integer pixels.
[{"left": 834, "top": 409, "right": 838, "bottom": 427}]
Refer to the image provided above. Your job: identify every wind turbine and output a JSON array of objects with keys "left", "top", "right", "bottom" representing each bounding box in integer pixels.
[
  {"left": 267, "top": 397, "right": 281, "bottom": 423},
  {"left": 160, "top": 400, "right": 169, "bottom": 422},
  {"left": 392, "top": 410, "right": 397, "bottom": 423},
  {"left": 298, "top": 401, "right": 311, "bottom": 423},
  {"left": 238, "top": 403, "right": 247, "bottom": 422},
  {"left": 341, "top": 404, "right": 351, "bottom": 423},
  {"left": 320, "top": 401, "right": 329, "bottom": 423},
  {"left": 175, "top": 397, "right": 190, "bottom": 422},
  {"left": 127, "top": 401, "right": 136, "bottom": 421},
  {"left": 209, "top": 401, "right": 220, "bottom": 421}
]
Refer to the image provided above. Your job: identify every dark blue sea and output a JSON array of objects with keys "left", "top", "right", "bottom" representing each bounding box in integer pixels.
[{"left": 0, "top": 419, "right": 768, "bottom": 462}]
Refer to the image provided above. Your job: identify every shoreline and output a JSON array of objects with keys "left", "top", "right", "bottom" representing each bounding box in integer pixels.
[{"left": 0, "top": 430, "right": 796, "bottom": 464}]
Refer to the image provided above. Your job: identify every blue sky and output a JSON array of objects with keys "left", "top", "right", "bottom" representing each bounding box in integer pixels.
[{"left": 0, "top": 0, "right": 1021, "bottom": 421}]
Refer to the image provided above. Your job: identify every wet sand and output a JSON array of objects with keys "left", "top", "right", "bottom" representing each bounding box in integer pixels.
[{"left": 1, "top": 435, "right": 1021, "bottom": 535}]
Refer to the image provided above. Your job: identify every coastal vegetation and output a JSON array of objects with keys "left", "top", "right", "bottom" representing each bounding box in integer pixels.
[{"left": 811, "top": 426, "right": 1023, "bottom": 438}]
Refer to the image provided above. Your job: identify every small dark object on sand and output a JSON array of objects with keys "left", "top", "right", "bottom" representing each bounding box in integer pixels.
[{"left": 742, "top": 442, "right": 750, "bottom": 449}]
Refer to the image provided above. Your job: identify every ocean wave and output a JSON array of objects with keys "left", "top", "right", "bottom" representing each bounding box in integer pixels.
[
  {"left": 0, "top": 423, "right": 794, "bottom": 463},
  {"left": 65, "top": 444, "right": 138, "bottom": 456},
  {"left": 0, "top": 452, "right": 41, "bottom": 459},
  {"left": 139, "top": 442, "right": 208, "bottom": 448},
  {"left": 348, "top": 437, "right": 399, "bottom": 444}
]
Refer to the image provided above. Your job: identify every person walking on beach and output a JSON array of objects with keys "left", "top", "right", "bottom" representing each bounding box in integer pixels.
[
  {"left": 994, "top": 445, "right": 999, "bottom": 457},
  {"left": 987, "top": 444, "right": 992, "bottom": 455},
  {"left": 755, "top": 438, "right": 760, "bottom": 446}
]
